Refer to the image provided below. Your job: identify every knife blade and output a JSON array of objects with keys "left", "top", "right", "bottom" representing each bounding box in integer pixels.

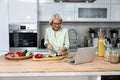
[
  {"left": 47, "top": 41, "right": 57, "bottom": 54},
  {"left": 50, "top": 48, "right": 57, "bottom": 54},
  {"left": 50, "top": 48, "right": 63, "bottom": 56}
]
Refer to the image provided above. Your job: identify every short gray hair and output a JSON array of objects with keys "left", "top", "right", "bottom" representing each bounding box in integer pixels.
[{"left": 49, "top": 13, "right": 63, "bottom": 26}]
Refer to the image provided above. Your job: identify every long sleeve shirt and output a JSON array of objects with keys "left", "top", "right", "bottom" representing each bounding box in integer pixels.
[{"left": 44, "top": 26, "right": 70, "bottom": 54}]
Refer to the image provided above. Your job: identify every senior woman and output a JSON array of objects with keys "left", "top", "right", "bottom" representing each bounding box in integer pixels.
[{"left": 44, "top": 13, "right": 70, "bottom": 56}]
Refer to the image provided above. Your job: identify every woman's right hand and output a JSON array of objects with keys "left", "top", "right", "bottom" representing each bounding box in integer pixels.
[
  {"left": 47, "top": 43, "right": 52, "bottom": 50},
  {"left": 57, "top": 49, "right": 63, "bottom": 56}
]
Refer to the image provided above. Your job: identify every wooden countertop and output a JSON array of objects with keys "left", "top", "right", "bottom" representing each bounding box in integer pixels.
[{"left": 0, "top": 54, "right": 120, "bottom": 73}]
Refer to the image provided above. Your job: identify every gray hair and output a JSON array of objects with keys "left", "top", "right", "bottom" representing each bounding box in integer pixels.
[{"left": 49, "top": 13, "right": 63, "bottom": 26}]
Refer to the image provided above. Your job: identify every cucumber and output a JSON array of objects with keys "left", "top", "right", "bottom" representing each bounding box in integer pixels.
[
  {"left": 22, "top": 50, "right": 28, "bottom": 56},
  {"left": 25, "top": 52, "right": 31, "bottom": 56}
]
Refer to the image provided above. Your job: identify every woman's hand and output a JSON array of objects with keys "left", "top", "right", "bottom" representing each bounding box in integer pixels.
[
  {"left": 47, "top": 43, "right": 52, "bottom": 50},
  {"left": 57, "top": 47, "right": 67, "bottom": 56},
  {"left": 57, "top": 49, "right": 63, "bottom": 56}
]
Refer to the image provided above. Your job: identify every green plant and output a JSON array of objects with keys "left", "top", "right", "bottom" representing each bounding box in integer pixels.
[
  {"left": 88, "top": 28, "right": 96, "bottom": 33},
  {"left": 110, "top": 29, "right": 118, "bottom": 33}
]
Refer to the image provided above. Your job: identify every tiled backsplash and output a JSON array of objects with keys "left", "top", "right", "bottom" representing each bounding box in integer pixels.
[{"left": 39, "top": 22, "right": 120, "bottom": 46}]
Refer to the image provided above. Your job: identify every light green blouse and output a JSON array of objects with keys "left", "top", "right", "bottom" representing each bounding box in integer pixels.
[{"left": 44, "top": 26, "right": 70, "bottom": 54}]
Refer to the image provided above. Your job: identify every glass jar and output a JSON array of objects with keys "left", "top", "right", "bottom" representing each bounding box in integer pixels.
[
  {"left": 110, "top": 50, "right": 119, "bottom": 64},
  {"left": 104, "top": 50, "right": 111, "bottom": 62}
]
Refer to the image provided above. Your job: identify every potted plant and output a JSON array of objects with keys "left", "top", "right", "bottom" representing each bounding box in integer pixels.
[
  {"left": 89, "top": 28, "right": 96, "bottom": 33},
  {"left": 110, "top": 29, "right": 118, "bottom": 33},
  {"left": 88, "top": 28, "right": 96, "bottom": 38}
]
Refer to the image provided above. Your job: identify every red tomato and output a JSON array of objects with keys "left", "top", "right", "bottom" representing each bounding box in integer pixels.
[
  {"left": 34, "top": 54, "right": 43, "bottom": 58},
  {"left": 8, "top": 52, "right": 14, "bottom": 54},
  {"left": 15, "top": 51, "right": 23, "bottom": 57}
]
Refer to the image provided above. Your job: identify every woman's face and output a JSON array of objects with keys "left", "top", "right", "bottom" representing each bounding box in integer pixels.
[{"left": 51, "top": 19, "right": 61, "bottom": 31}]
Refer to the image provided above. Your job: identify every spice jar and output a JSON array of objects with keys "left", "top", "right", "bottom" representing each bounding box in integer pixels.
[{"left": 110, "top": 51, "right": 119, "bottom": 64}]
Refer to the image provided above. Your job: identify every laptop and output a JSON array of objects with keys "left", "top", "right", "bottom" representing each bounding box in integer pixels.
[{"left": 65, "top": 47, "right": 96, "bottom": 65}]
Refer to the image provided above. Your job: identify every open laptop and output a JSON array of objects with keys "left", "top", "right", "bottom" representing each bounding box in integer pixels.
[{"left": 65, "top": 47, "right": 96, "bottom": 65}]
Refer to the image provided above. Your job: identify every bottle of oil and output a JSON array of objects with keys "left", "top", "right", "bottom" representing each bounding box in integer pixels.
[{"left": 84, "top": 36, "right": 88, "bottom": 47}]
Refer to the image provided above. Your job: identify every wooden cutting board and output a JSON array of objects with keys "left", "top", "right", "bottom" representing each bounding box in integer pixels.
[
  {"left": 5, "top": 53, "right": 33, "bottom": 60},
  {"left": 32, "top": 54, "right": 74, "bottom": 61}
]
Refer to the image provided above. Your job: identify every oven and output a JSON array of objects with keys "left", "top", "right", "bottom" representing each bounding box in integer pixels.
[{"left": 9, "top": 24, "right": 38, "bottom": 51}]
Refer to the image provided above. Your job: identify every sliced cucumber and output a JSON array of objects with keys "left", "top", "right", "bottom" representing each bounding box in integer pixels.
[{"left": 25, "top": 52, "right": 31, "bottom": 56}]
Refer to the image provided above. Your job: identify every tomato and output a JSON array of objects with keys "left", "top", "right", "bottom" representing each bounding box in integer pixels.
[
  {"left": 8, "top": 52, "right": 14, "bottom": 54},
  {"left": 34, "top": 54, "right": 43, "bottom": 58},
  {"left": 15, "top": 51, "right": 23, "bottom": 57}
]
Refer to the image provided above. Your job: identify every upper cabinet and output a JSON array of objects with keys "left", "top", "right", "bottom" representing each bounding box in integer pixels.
[
  {"left": 110, "top": 5, "right": 120, "bottom": 22},
  {"left": 38, "top": 1, "right": 111, "bottom": 22},
  {"left": 110, "top": 0, "right": 120, "bottom": 22},
  {"left": 0, "top": 0, "right": 9, "bottom": 51},
  {"left": 39, "top": 3, "right": 75, "bottom": 22},
  {"left": 39, "top": 0, "right": 54, "bottom": 3},
  {"left": 111, "top": 0, "right": 120, "bottom": 4},
  {"left": 38, "top": 0, "right": 120, "bottom": 22},
  {"left": 8, "top": 0, "right": 37, "bottom": 24},
  {"left": 93, "top": 0, "right": 110, "bottom": 4},
  {"left": 74, "top": 3, "right": 110, "bottom": 22}
]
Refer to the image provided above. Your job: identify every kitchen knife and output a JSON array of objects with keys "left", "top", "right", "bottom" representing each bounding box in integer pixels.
[
  {"left": 50, "top": 48, "right": 63, "bottom": 56},
  {"left": 50, "top": 48, "right": 57, "bottom": 54},
  {"left": 47, "top": 41, "right": 58, "bottom": 55}
]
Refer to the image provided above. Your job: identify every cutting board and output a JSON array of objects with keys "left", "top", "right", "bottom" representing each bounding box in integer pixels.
[
  {"left": 32, "top": 54, "right": 74, "bottom": 61},
  {"left": 5, "top": 53, "right": 33, "bottom": 60}
]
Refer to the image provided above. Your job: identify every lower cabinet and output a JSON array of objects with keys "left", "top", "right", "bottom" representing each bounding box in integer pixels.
[
  {"left": 102, "top": 75, "right": 120, "bottom": 80},
  {"left": 0, "top": 76, "right": 97, "bottom": 80}
]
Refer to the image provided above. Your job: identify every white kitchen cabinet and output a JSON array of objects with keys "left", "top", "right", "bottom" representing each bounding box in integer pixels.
[
  {"left": 111, "top": 0, "right": 120, "bottom": 4},
  {"left": 39, "top": 3, "right": 75, "bottom": 22},
  {"left": 0, "top": 0, "right": 9, "bottom": 51},
  {"left": 93, "top": 0, "right": 110, "bottom": 4},
  {"left": 111, "top": 4, "right": 120, "bottom": 21},
  {"left": 39, "top": 0, "right": 54, "bottom": 3},
  {"left": 8, "top": 0, "right": 37, "bottom": 24},
  {"left": 74, "top": 3, "right": 110, "bottom": 22}
]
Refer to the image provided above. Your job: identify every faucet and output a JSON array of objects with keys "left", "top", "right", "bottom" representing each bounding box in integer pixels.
[{"left": 68, "top": 29, "right": 78, "bottom": 46}]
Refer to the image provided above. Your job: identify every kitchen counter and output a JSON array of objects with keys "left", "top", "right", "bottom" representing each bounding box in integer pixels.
[
  {"left": 0, "top": 54, "right": 120, "bottom": 73},
  {"left": 0, "top": 54, "right": 120, "bottom": 80}
]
